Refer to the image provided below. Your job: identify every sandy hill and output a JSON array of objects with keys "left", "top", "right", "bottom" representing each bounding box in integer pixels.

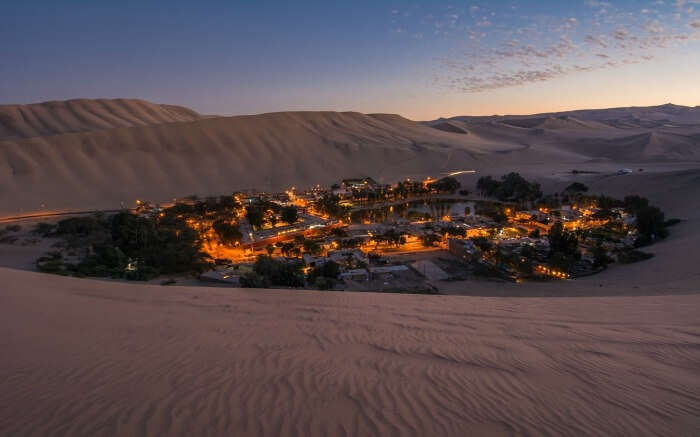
[
  {"left": 437, "top": 103, "right": 700, "bottom": 127},
  {"left": 427, "top": 104, "right": 700, "bottom": 164},
  {"left": 1, "top": 99, "right": 699, "bottom": 216},
  {"left": 0, "top": 108, "right": 521, "bottom": 215},
  {"left": 0, "top": 98, "right": 205, "bottom": 140}
]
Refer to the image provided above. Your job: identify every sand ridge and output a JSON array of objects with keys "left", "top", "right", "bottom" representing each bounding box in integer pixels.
[{"left": 0, "top": 267, "right": 699, "bottom": 437}]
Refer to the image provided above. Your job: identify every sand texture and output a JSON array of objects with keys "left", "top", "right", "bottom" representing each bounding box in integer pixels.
[
  {"left": 2, "top": 100, "right": 699, "bottom": 215},
  {"left": 1, "top": 267, "right": 699, "bottom": 437}
]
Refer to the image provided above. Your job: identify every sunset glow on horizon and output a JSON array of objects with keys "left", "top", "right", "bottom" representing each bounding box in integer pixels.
[{"left": 2, "top": 0, "right": 699, "bottom": 119}]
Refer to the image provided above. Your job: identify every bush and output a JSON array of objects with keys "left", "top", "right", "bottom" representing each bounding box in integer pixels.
[
  {"left": 664, "top": 218, "right": 682, "bottom": 227},
  {"left": 548, "top": 221, "right": 578, "bottom": 256},
  {"left": 37, "top": 258, "right": 65, "bottom": 274},
  {"left": 470, "top": 236, "right": 491, "bottom": 251},
  {"left": 308, "top": 260, "right": 340, "bottom": 283},
  {"left": 124, "top": 266, "right": 160, "bottom": 281},
  {"left": 477, "top": 203, "right": 507, "bottom": 223},
  {"left": 617, "top": 249, "right": 654, "bottom": 264},
  {"left": 253, "top": 255, "right": 304, "bottom": 287},
  {"left": 427, "top": 177, "right": 461, "bottom": 194},
  {"left": 421, "top": 233, "right": 441, "bottom": 247},
  {"left": 477, "top": 173, "right": 541, "bottom": 201},
  {"left": 313, "top": 276, "right": 336, "bottom": 290},
  {"left": 33, "top": 222, "right": 56, "bottom": 237},
  {"left": 564, "top": 182, "right": 588, "bottom": 193},
  {"left": 37, "top": 210, "right": 212, "bottom": 280},
  {"left": 281, "top": 206, "right": 299, "bottom": 224},
  {"left": 212, "top": 220, "right": 242, "bottom": 245},
  {"left": 635, "top": 206, "right": 668, "bottom": 245},
  {"left": 592, "top": 245, "right": 612, "bottom": 269},
  {"left": 0, "top": 235, "right": 19, "bottom": 244},
  {"left": 623, "top": 195, "right": 649, "bottom": 214},
  {"left": 55, "top": 216, "right": 104, "bottom": 236},
  {"left": 5, "top": 224, "right": 21, "bottom": 232},
  {"left": 245, "top": 207, "right": 264, "bottom": 229},
  {"left": 239, "top": 272, "right": 269, "bottom": 288}
]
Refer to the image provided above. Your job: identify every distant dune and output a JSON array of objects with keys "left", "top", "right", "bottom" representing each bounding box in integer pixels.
[
  {"left": 1, "top": 99, "right": 699, "bottom": 215},
  {"left": 0, "top": 102, "right": 518, "bottom": 214},
  {"left": 0, "top": 98, "right": 204, "bottom": 140},
  {"left": 434, "top": 103, "right": 700, "bottom": 127}
]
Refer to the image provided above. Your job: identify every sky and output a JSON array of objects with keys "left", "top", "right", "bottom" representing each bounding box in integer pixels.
[{"left": 1, "top": 0, "right": 699, "bottom": 120}]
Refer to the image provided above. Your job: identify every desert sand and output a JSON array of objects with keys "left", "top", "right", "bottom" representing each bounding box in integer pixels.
[
  {"left": 2, "top": 100, "right": 699, "bottom": 216},
  {"left": 1, "top": 99, "right": 699, "bottom": 436},
  {"left": 1, "top": 267, "right": 699, "bottom": 437}
]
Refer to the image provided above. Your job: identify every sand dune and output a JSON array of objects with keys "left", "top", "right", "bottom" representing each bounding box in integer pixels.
[
  {"left": 428, "top": 104, "right": 700, "bottom": 165},
  {"left": 439, "top": 103, "right": 700, "bottom": 127},
  {"left": 0, "top": 98, "right": 204, "bottom": 140},
  {"left": 0, "top": 109, "right": 514, "bottom": 215},
  {"left": 0, "top": 267, "right": 698, "bottom": 437},
  {"left": 2, "top": 99, "right": 699, "bottom": 215}
]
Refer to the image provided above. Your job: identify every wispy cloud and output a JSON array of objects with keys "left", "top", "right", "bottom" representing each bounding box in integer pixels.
[{"left": 391, "top": 1, "right": 700, "bottom": 93}]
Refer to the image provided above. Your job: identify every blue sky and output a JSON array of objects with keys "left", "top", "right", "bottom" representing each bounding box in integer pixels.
[{"left": 2, "top": 1, "right": 699, "bottom": 119}]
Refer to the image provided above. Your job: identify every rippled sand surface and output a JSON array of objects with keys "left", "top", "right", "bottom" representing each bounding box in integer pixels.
[{"left": 1, "top": 268, "right": 698, "bottom": 436}]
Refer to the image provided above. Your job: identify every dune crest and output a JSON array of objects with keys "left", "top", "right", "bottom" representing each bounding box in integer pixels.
[
  {"left": 1, "top": 99, "right": 699, "bottom": 216},
  {"left": 0, "top": 98, "right": 204, "bottom": 140}
]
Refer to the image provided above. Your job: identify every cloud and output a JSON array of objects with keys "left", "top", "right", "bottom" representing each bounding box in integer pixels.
[
  {"left": 585, "top": 35, "right": 609, "bottom": 47},
  {"left": 392, "top": 2, "right": 699, "bottom": 93}
]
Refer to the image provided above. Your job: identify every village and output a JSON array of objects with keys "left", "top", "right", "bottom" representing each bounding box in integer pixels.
[{"left": 110, "top": 172, "right": 667, "bottom": 292}]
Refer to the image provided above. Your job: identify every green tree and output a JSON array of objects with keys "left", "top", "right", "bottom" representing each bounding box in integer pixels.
[
  {"left": 280, "top": 242, "right": 295, "bottom": 257},
  {"left": 428, "top": 177, "right": 461, "bottom": 194},
  {"left": 302, "top": 239, "right": 322, "bottom": 255},
  {"left": 592, "top": 245, "right": 612, "bottom": 269},
  {"left": 548, "top": 221, "right": 578, "bottom": 256},
  {"left": 421, "top": 233, "right": 441, "bottom": 247},
  {"left": 564, "top": 182, "right": 588, "bottom": 193},
  {"left": 246, "top": 207, "right": 264, "bottom": 229},
  {"left": 212, "top": 220, "right": 242, "bottom": 245},
  {"left": 635, "top": 206, "right": 668, "bottom": 245},
  {"left": 281, "top": 206, "right": 298, "bottom": 224}
]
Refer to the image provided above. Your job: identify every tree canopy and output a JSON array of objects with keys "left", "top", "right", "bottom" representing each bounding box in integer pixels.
[{"left": 477, "top": 173, "right": 542, "bottom": 202}]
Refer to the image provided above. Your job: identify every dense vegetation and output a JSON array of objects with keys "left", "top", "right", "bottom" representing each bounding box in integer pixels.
[
  {"left": 477, "top": 173, "right": 542, "bottom": 202},
  {"left": 427, "top": 176, "right": 461, "bottom": 194},
  {"left": 314, "top": 194, "right": 351, "bottom": 220},
  {"left": 36, "top": 209, "right": 213, "bottom": 280},
  {"left": 547, "top": 221, "right": 581, "bottom": 271},
  {"left": 240, "top": 255, "right": 305, "bottom": 288}
]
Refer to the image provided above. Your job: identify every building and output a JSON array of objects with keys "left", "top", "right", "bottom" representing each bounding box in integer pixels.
[
  {"left": 368, "top": 265, "right": 409, "bottom": 280},
  {"left": 327, "top": 249, "right": 368, "bottom": 266},
  {"left": 341, "top": 177, "right": 379, "bottom": 191},
  {"left": 339, "top": 269, "right": 370, "bottom": 282},
  {"left": 199, "top": 265, "right": 254, "bottom": 285}
]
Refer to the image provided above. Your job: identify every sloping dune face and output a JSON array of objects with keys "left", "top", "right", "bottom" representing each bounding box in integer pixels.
[
  {"left": 0, "top": 109, "right": 502, "bottom": 214},
  {"left": 428, "top": 104, "right": 700, "bottom": 162},
  {"left": 0, "top": 98, "right": 204, "bottom": 140},
  {"left": 2, "top": 99, "right": 699, "bottom": 215},
  {"left": 0, "top": 267, "right": 699, "bottom": 437}
]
